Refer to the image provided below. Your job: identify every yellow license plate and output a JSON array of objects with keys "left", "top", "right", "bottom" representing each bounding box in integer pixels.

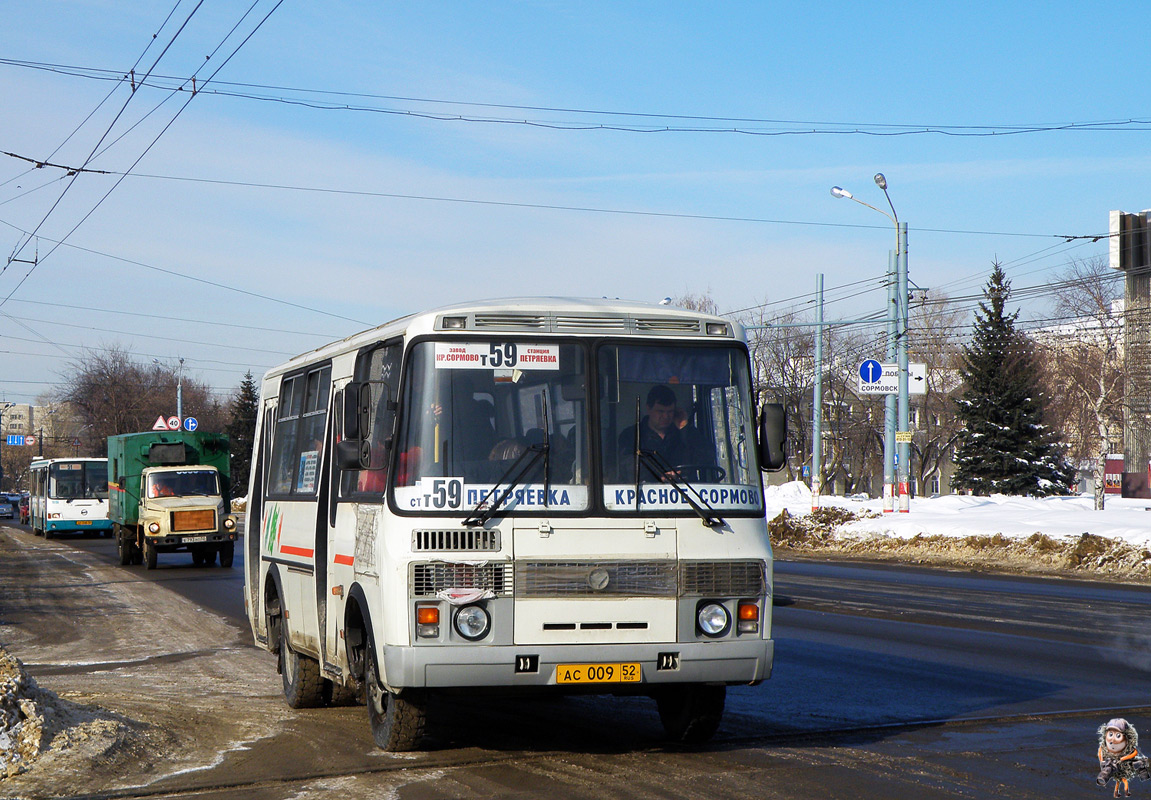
[
  {"left": 555, "top": 662, "right": 641, "bottom": 684},
  {"left": 76, "top": 521, "right": 91, "bottom": 525}
]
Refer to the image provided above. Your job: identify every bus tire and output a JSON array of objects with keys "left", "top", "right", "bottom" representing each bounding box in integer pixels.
[
  {"left": 144, "top": 539, "right": 158, "bottom": 570},
  {"left": 365, "top": 641, "right": 425, "bottom": 751},
  {"left": 324, "top": 678, "right": 361, "bottom": 707},
  {"left": 280, "top": 621, "right": 324, "bottom": 708},
  {"left": 655, "top": 684, "right": 725, "bottom": 744},
  {"left": 218, "top": 541, "right": 235, "bottom": 568}
]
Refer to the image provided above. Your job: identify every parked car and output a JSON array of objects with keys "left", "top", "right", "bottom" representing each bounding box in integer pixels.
[{"left": 0, "top": 502, "right": 13, "bottom": 520}]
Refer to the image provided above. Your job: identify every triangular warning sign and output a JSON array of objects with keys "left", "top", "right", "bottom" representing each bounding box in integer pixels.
[{"left": 152, "top": 415, "right": 169, "bottom": 431}]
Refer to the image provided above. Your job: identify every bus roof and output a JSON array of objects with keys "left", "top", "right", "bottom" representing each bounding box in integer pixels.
[{"left": 262, "top": 296, "right": 743, "bottom": 381}]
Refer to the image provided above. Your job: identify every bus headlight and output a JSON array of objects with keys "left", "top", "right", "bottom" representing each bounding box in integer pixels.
[
  {"left": 148, "top": 522, "right": 161, "bottom": 534},
  {"left": 697, "top": 602, "right": 730, "bottom": 637},
  {"left": 453, "top": 605, "right": 490, "bottom": 641}
]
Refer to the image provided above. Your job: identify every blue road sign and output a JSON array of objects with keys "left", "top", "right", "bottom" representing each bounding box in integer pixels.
[
  {"left": 5, "top": 435, "right": 23, "bottom": 446},
  {"left": 859, "top": 359, "right": 883, "bottom": 384},
  {"left": 183, "top": 417, "right": 199, "bottom": 432}
]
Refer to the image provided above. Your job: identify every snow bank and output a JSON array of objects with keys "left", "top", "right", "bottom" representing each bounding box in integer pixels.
[{"left": 766, "top": 481, "right": 1151, "bottom": 548}]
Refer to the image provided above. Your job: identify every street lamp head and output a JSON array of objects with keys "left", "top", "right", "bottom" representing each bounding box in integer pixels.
[
  {"left": 873, "top": 173, "right": 887, "bottom": 190},
  {"left": 830, "top": 186, "right": 853, "bottom": 199}
]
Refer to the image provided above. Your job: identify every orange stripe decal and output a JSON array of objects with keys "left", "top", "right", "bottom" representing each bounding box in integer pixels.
[
  {"left": 333, "top": 554, "right": 354, "bottom": 566},
  {"left": 280, "top": 545, "right": 315, "bottom": 558}
]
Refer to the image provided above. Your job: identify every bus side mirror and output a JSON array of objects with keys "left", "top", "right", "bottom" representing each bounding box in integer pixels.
[
  {"left": 758, "top": 403, "right": 787, "bottom": 472},
  {"left": 336, "top": 439, "right": 367, "bottom": 470}
]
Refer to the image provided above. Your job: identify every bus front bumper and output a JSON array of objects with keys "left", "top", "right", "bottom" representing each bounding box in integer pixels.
[{"left": 382, "top": 639, "right": 773, "bottom": 690}]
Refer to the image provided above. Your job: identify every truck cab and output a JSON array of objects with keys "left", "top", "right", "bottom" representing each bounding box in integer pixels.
[{"left": 135, "top": 465, "right": 237, "bottom": 567}]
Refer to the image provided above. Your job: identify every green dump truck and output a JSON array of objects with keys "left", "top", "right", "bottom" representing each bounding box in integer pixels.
[{"left": 108, "top": 431, "right": 238, "bottom": 569}]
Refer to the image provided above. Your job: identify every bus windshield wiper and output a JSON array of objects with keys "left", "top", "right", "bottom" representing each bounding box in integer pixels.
[
  {"left": 635, "top": 448, "right": 725, "bottom": 529},
  {"left": 463, "top": 442, "right": 549, "bottom": 527}
]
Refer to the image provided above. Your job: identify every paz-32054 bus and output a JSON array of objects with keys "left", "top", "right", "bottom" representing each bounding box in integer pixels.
[
  {"left": 244, "top": 297, "right": 785, "bottom": 750},
  {"left": 29, "top": 457, "right": 112, "bottom": 538}
]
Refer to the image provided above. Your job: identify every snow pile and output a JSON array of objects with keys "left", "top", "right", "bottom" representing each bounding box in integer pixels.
[
  {"left": 765, "top": 482, "right": 1151, "bottom": 579},
  {"left": 0, "top": 647, "right": 45, "bottom": 778}
]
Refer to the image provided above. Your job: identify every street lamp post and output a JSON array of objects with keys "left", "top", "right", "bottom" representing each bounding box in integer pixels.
[{"left": 831, "top": 175, "right": 911, "bottom": 512}]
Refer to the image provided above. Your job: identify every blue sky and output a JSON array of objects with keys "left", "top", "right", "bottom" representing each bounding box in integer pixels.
[{"left": 0, "top": 1, "right": 1147, "bottom": 403}]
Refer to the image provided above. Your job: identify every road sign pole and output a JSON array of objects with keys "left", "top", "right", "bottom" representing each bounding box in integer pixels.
[{"left": 897, "top": 222, "right": 911, "bottom": 512}]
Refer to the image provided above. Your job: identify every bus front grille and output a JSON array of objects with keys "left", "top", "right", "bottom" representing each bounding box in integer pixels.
[
  {"left": 411, "top": 562, "right": 514, "bottom": 597},
  {"left": 514, "top": 559, "right": 767, "bottom": 598},
  {"left": 680, "top": 560, "right": 767, "bottom": 596},
  {"left": 515, "top": 561, "right": 678, "bottom": 597}
]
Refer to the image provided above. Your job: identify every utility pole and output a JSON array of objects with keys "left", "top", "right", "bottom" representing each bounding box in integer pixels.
[
  {"left": 896, "top": 221, "right": 910, "bottom": 512},
  {"left": 884, "top": 251, "right": 897, "bottom": 512},
  {"left": 812, "top": 274, "right": 824, "bottom": 510}
]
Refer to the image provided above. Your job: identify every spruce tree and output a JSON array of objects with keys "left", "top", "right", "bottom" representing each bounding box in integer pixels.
[
  {"left": 952, "top": 264, "right": 1074, "bottom": 496},
  {"left": 226, "top": 371, "right": 259, "bottom": 498}
]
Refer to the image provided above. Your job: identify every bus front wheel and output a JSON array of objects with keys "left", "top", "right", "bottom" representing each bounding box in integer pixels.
[
  {"left": 655, "top": 684, "right": 725, "bottom": 744},
  {"left": 280, "top": 617, "right": 324, "bottom": 708},
  {"left": 365, "top": 640, "right": 425, "bottom": 751}
]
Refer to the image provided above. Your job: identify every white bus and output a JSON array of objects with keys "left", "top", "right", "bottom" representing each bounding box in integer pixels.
[
  {"left": 245, "top": 297, "right": 786, "bottom": 750},
  {"left": 29, "top": 457, "right": 112, "bottom": 538}
]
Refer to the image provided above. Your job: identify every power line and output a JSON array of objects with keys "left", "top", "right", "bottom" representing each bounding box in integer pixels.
[{"left": 5, "top": 58, "right": 1150, "bottom": 138}]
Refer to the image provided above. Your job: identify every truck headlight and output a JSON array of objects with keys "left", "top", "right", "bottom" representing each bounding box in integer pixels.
[
  {"left": 697, "top": 602, "right": 730, "bottom": 637},
  {"left": 147, "top": 522, "right": 161, "bottom": 534},
  {"left": 223, "top": 517, "right": 236, "bottom": 531},
  {"left": 453, "top": 605, "right": 490, "bottom": 641}
]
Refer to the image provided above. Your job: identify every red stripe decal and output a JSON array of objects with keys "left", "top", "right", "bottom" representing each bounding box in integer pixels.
[
  {"left": 333, "top": 554, "right": 354, "bottom": 566},
  {"left": 280, "top": 545, "right": 314, "bottom": 558}
]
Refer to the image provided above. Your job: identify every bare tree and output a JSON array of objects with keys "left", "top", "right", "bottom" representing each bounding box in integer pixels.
[
  {"left": 742, "top": 307, "right": 813, "bottom": 483},
  {"left": 908, "top": 292, "right": 967, "bottom": 495},
  {"left": 1039, "top": 256, "right": 1124, "bottom": 509},
  {"left": 58, "top": 344, "right": 225, "bottom": 455}
]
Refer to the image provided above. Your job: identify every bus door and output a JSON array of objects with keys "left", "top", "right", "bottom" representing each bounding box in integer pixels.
[{"left": 325, "top": 342, "right": 402, "bottom": 669}]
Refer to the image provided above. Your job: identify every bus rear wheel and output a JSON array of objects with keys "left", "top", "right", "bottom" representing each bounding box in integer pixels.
[
  {"left": 655, "top": 684, "right": 726, "bottom": 744},
  {"left": 365, "top": 640, "right": 425, "bottom": 751}
]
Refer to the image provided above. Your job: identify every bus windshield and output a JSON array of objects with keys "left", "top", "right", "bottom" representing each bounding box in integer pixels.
[
  {"left": 393, "top": 341, "right": 590, "bottom": 513},
  {"left": 598, "top": 343, "right": 762, "bottom": 514},
  {"left": 49, "top": 461, "right": 109, "bottom": 500}
]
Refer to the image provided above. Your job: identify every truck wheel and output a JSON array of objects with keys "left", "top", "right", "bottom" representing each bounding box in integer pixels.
[
  {"left": 655, "top": 684, "right": 725, "bottom": 744},
  {"left": 218, "top": 541, "right": 235, "bottom": 568},
  {"left": 116, "top": 527, "right": 132, "bottom": 566},
  {"left": 280, "top": 621, "right": 324, "bottom": 708},
  {"left": 144, "top": 539, "right": 158, "bottom": 570},
  {"left": 192, "top": 548, "right": 205, "bottom": 566},
  {"left": 365, "top": 639, "right": 425, "bottom": 751}
]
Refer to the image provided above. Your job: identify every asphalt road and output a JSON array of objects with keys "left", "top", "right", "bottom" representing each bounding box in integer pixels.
[{"left": 5, "top": 523, "right": 1150, "bottom": 799}]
